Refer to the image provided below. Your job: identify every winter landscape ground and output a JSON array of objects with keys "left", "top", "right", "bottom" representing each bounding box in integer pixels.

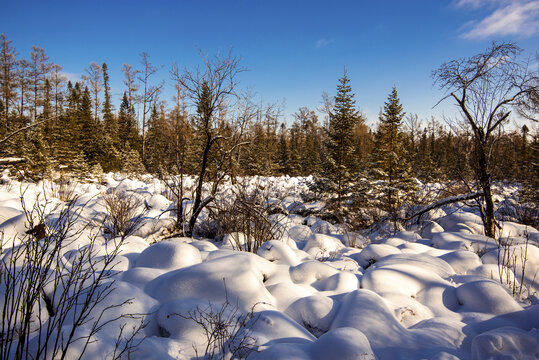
[{"left": 0, "top": 172, "right": 537, "bottom": 360}]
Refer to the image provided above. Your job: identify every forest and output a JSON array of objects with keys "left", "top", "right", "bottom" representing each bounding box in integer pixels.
[{"left": 1, "top": 33, "right": 539, "bottom": 360}]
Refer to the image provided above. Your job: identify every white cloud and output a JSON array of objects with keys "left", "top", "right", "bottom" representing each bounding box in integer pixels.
[
  {"left": 459, "top": 0, "right": 539, "bottom": 39},
  {"left": 454, "top": 0, "right": 499, "bottom": 9},
  {"left": 315, "top": 38, "right": 333, "bottom": 49},
  {"left": 60, "top": 71, "right": 82, "bottom": 83}
]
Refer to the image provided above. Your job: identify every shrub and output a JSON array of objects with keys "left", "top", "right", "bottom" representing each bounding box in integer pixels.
[
  {"left": 207, "top": 182, "right": 284, "bottom": 253},
  {"left": 174, "top": 281, "right": 258, "bottom": 360},
  {"left": 0, "top": 193, "right": 144, "bottom": 360},
  {"left": 102, "top": 191, "right": 147, "bottom": 240}
]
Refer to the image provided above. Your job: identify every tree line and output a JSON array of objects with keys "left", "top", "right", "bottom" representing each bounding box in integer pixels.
[{"left": 0, "top": 35, "right": 537, "bottom": 232}]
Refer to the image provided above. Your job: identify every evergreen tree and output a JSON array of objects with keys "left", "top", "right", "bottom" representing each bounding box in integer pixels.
[
  {"left": 294, "top": 107, "right": 322, "bottom": 175},
  {"left": 25, "top": 124, "right": 54, "bottom": 180},
  {"left": 145, "top": 103, "right": 167, "bottom": 172},
  {"left": 54, "top": 82, "right": 84, "bottom": 174},
  {"left": 121, "top": 143, "right": 145, "bottom": 174},
  {"left": 79, "top": 86, "right": 103, "bottom": 167},
  {"left": 321, "top": 72, "right": 361, "bottom": 205},
  {"left": 370, "top": 87, "right": 416, "bottom": 218},
  {"left": 102, "top": 62, "right": 118, "bottom": 146},
  {"left": 276, "top": 123, "right": 290, "bottom": 174},
  {"left": 118, "top": 92, "right": 140, "bottom": 152}
]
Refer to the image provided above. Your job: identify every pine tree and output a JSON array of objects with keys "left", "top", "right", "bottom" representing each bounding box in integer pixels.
[
  {"left": 370, "top": 87, "right": 416, "bottom": 218},
  {"left": 321, "top": 72, "right": 361, "bottom": 205}
]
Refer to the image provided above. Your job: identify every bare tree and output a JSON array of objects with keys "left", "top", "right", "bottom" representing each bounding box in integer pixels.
[
  {"left": 50, "top": 64, "right": 66, "bottom": 121},
  {"left": 0, "top": 34, "right": 18, "bottom": 131},
  {"left": 517, "top": 52, "right": 539, "bottom": 121},
  {"left": 82, "top": 62, "right": 103, "bottom": 122},
  {"left": 17, "top": 58, "right": 29, "bottom": 123},
  {"left": 121, "top": 63, "right": 139, "bottom": 109},
  {"left": 27, "top": 46, "right": 51, "bottom": 122},
  {"left": 178, "top": 50, "right": 246, "bottom": 237},
  {"left": 138, "top": 52, "right": 163, "bottom": 160},
  {"left": 162, "top": 63, "right": 192, "bottom": 232},
  {"left": 433, "top": 42, "right": 539, "bottom": 238},
  {"left": 404, "top": 113, "right": 422, "bottom": 149}
]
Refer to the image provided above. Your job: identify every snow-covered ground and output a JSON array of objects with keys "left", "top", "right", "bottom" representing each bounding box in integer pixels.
[{"left": 0, "top": 173, "right": 538, "bottom": 360}]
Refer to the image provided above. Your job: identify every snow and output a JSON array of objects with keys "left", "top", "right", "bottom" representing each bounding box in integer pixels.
[{"left": 0, "top": 174, "right": 538, "bottom": 360}]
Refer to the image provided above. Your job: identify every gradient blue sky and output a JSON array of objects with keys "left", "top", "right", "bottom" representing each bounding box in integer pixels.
[{"left": 2, "top": 0, "right": 538, "bottom": 126}]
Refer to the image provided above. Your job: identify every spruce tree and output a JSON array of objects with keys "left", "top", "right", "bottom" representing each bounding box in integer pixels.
[
  {"left": 370, "top": 87, "right": 415, "bottom": 218},
  {"left": 145, "top": 103, "right": 167, "bottom": 172},
  {"left": 276, "top": 123, "right": 290, "bottom": 175},
  {"left": 79, "top": 86, "right": 103, "bottom": 167},
  {"left": 118, "top": 92, "right": 140, "bottom": 151},
  {"left": 102, "top": 62, "right": 118, "bottom": 147},
  {"left": 321, "top": 72, "right": 360, "bottom": 205},
  {"left": 54, "top": 82, "right": 87, "bottom": 176},
  {"left": 25, "top": 124, "right": 54, "bottom": 180}
]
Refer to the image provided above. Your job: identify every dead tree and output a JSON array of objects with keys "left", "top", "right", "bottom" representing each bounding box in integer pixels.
[
  {"left": 433, "top": 42, "right": 539, "bottom": 238},
  {"left": 178, "top": 51, "right": 246, "bottom": 237},
  {"left": 138, "top": 52, "right": 163, "bottom": 160}
]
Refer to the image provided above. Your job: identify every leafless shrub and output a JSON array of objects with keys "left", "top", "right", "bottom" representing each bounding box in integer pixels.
[
  {"left": 495, "top": 230, "right": 536, "bottom": 301},
  {"left": 102, "top": 191, "right": 147, "bottom": 240},
  {"left": 0, "top": 193, "right": 145, "bottom": 360},
  {"left": 174, "top": 281, "right": 258, "bottom": 360},
  {"left": 208, "top": 182, "right": 284, "bottom": 253},
  {"left": 47, "top": 179, "right": 77, "bottom": 203},
  {"left": 158, "top": 174, "right": 195, "bottom": 235},
  {"left": 497, "top": 202, "right": 539, "bottom": 229}
]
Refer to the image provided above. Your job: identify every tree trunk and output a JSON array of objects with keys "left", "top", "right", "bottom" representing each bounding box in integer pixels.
[
  {"left": 186, "top": 132, "right": 213, "bottom": 237},
  {"left": 476, "top": 142, "right": 496, "bottom": 238}
]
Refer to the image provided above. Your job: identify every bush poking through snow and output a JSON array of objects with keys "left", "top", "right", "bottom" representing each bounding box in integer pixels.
[
  {"left": 102, "top": 190, "right": 147, "bottom": 240},
  {"left": 172, "top": 280, "right": 259, "bottom": 359},
  {"left": 0, "top": 194, "right": 145, "bottom": 360},
  {"left": 46, "top": 179, "right": 78, "bottom": 203},
  {"left": 208, "top": 183, "right": 284, "bottom": 253},
  {"left": 495, "top": 231, "right": 537, "bottom": 301}
]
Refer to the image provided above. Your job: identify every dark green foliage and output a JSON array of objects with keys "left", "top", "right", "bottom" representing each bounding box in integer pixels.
[
  {"left": 369, "top": 87, "right": 416, "bottom": 216},
  {"left": 102, "top": 62, "right": 118, "bottom": 147},
  {"left": 79, "top": 86, "right": 104, "bottom": 166},
  {"left": 118, "top": 92, "right": 141, "bottom": 154},
  {"left": 276, "top": 123, "right": 290, "bottom": 175},
  {"left": 320, "top": 73, "right": 361, "bottom": 205},
  {"left": 145, "top": 104, "right": 167, "bottom": 172},
  {"left": 24, "top": 125, "right": 54, "bottom": 180}
]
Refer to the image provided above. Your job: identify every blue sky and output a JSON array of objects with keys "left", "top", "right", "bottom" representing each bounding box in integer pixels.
[{"left": 2, "top": 0, "right": 538, "bottom": 127}]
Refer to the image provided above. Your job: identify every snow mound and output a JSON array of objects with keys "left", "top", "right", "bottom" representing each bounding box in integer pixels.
[
  {"left": 135, "top": 238, "right": 202, "bottom": 270},
  {"left": 310, "top": 327, "right": 375, "bottom": 360},
  {"left": 302, "top": 233, "right": 345, "bottom": 258},
  {"left": 257, "top": 240, "right": 300, "bottom": 266},
  {"left": 455, "top": 280, "right": 523, "bottom": 315},
  {"left": 145, "top": 252, "right": 275, "bottom": 311},
  {"left": 471, "top": 327, "right": 539, "bottom": 360},
  {"left": 285, "top": 295, "right": 339, "bottom": 336}
]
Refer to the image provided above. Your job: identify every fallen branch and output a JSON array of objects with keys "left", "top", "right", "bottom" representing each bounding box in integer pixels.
[
  {"left": 0, "top": 157, "right": 26, "bottom": 165},
  {"left": 0, "top": 119, "right": 48, "bottom": 146},
  {"left": 406, "top": 191, "right": 484, "bottom": 222}
]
